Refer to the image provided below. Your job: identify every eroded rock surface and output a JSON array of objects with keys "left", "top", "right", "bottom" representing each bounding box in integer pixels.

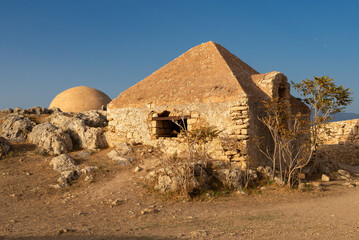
[
  {"left": 1, "top": 114, "right": 35, "bottom": 142},
  {"left": 75, "top": 110, "right": 108, "bottom": 128},
  {"left": 50, "top": 112, "right": 107, "bottom": 150},
  {"left": 28, "top": 122, "right": 73, "bottom": 155}
]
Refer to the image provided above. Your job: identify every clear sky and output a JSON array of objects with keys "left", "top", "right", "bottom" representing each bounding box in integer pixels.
[{"left": 1, "top": 0, "right": 359, "bottom": 112}]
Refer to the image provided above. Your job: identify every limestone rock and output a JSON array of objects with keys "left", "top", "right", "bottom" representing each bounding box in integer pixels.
[
  {"left": 0, "top": 137, "right": 11, "bottom": 158},
  {"left": 81, "top": 166, "right": 97, "bottom": 174},
  {"left": 107, "top": 150, "right": 133, "bottom": 165},
  {"left": 114, "top": 142, "right": 133, "bottom": 155},
  {"left": 75, "top": 150, "right": 92, "bottom": 159},
  {"left": 321, "top": 174, "right": 330, "bottom": 182},
  {"left": 215, "top": 169, "right": 244, "bottom": 190},
  {"left": 0, "top": 108, "right": 13, "bottom": 114},
  {"left": 13, "top": 107, "right": 24, "bottom": 114},
  {"left": 28, "top": 122, "right": 73, "bottom": 155},
  {"left": 154, "top": 175, "right": 179, "bottom": 193},
  {"left": 75, "top": 110, "right": 108, "bottom": 127},
  {"left": 58, "top": 170, "right": 81, "bottom": 184},
  {"left": 50, "top": 154, "right": 78, "bottom": 172},
  {"left": 134, "top": 166, "right": 143, "bottom": 173},
  {"left": 24, "top": 106, "right": 50, "bottom": 115},
  {"left": 50, "top": 112, "right": 107, "bottom": 149},
  {"left": 338, "top": 169, "right": 351, "bottom": 180},
  {"left": 1, "top": 114, "right": 34, "bottom": 142}
]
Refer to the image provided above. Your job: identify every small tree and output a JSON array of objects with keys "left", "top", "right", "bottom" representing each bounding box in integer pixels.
[
  {"left": 258, "top": 76, "right": 352, "bottom": 187},
  {"left": 258, "top": 98, "right": 311, "bottom": 187},
  {"left": 292, "top": 76, "right": 353, "bottom": 153}
]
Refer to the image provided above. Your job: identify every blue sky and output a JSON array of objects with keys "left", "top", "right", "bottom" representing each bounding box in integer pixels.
[{"left": 1, "top": 0, "right": 359, "bottom": 112}]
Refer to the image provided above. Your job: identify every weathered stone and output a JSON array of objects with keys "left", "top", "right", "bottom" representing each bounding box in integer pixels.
[
  {"left": 230, "top": 106, "right": 248, "bottom": 112},
  {"left": 24, "top": 106, "right": 50, "bottom": 115},
  {"left": 50, "top": 112, "right": 107, "bottom": 149},
  {"left": 298, "top": 182, "right": 306, "bottom": 191},
  {"left": 1, "top": 114, "right": 34, "bottom": 142},
  {"left": 338, "top": 169, "right": 351, "bottom": 179},
  {"left": 321, "top": 174, "right": 330, "bottom": 182},
  {"left": 134, "top": 166, "right": 143, "bottom": 172},
  {"left": 50, "top": 154, "right": 78, "bottom": 172},
  {"left": 0, "top": 137, "right": 11, "bottom": 158},
  {"left": 114, "top": 142, "right": 133, "bottom": 155},
  {"left": 28, "top": 123, "right": 73, "bottom": 155},
  {"left": 75, "top": 110, "right": 108, "bottom": 127},
  {"left": 107, "top": 150, "right": 133, "bottom": 165},
  {"left": 13, "top": 107, "right": 24, "bottom": 114},
  {"left": 75, "top": 150, "right": 92, "bottom": 159},
  {"left": 81, "top": 166, "right": 97, "bottom": 174},
  {"left": 0, "top": 108, "right": 13, "bottom": 114},
  {"left": 215, "top": 168, "right": 244, "bottom": 190}
]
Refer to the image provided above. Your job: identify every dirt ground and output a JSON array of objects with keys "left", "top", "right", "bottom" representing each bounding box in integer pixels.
[{"left": 1, "top": 143, "right": 359, "bottom": 240}]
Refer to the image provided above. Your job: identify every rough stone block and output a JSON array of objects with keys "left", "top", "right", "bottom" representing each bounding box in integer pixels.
[
  {"left": 230, "top": 106, "right": 248, "bottom": 111},
  {"left": 237, "top": 135, "right": 249, "bottom": 140},
  {"left": 241, "top": 129, "right": 249, "bottom": 135}
]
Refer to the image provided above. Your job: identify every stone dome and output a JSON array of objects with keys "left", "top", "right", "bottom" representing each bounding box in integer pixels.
[{"left": 49, "top": 86, "right": 111, "bottom": 112}]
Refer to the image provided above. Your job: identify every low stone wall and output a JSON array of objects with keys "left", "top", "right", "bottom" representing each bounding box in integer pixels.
[
  {"left": 107, "top": 97, "right": 252, "bottom": 167},
  {"left": 319, "top": 119, "right": 359, "bottom": 165}
]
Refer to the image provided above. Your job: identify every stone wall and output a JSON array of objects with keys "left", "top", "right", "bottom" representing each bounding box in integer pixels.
[
  {"left": 107, "top": 97, "right": 255, "bottom": 168},
  {"left": 318, "top": 119, "right": 359, "bottom": 165}
]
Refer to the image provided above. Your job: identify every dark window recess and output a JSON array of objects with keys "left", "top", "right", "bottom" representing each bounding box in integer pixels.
[
  {"left": 154, "top": 118, "right": 188, "bottom": 138},
  {"left": 278, "top": 86, "right": 286, "bottom": 99}
]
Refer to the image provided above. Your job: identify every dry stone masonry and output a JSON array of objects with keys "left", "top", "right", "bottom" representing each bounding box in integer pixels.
[
  {"left": 319, "top": 119, "right": 359, "bottom": 165},
  {"left": 107, "top": 41, "right": 308, "bottom": 168}
]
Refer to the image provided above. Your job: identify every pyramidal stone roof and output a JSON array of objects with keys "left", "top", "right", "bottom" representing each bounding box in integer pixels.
[{"left": 109, "top": 41, "right": 268, "bottom": 108}]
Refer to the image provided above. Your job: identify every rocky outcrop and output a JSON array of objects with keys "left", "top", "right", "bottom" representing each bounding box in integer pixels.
[
  {"left": 1, "top": 114, "right": 35, "bottom": 142},
  {"left": 50, "top": 112, "right": 107, "bottom": 150},
  {"left": 50, "top": 154, "right": 79, "bottom": 172},
  {"left": 28, "top": 122, "right": 73, "bottom": 155},
  {"left": 75, "top": 110, "right": 108, "bottom": 128},
  {"left": 49, "top": 154, "right": 97, "bottom": 187},
  {"left": 0, "top": 137, "right": 11, "bottom": 158},
  {"left": 50, "top": 154, "right": 80, "bottom": 186},
  {"left": 24, "top": 106, "right": 51, "bottom": 115}
]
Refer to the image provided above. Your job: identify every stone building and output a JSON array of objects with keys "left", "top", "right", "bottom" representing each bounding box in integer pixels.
[
  {"left": 49, "top": 86, "right": 111, "bottom": 113},
  {"left": 106, "top": 41, "right": 308, "bottom": 168}
]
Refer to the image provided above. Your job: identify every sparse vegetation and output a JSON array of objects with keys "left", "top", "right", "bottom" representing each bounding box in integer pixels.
[
  {"left": 257, "top": 76, "right": 353, "bottom": 187},
  {"left": 292, "top": 76, "right": 353, "bottom": 158}
]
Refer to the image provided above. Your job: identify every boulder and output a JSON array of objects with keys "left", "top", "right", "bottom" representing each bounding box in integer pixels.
[
  {"left": 28, "top": 123, "right": 73, "bottom": 155},
  {"left": 107, "top": 150, "right": 133, "bottom": 165},
  {"left": 50, "top": 154, "right": 82, "bottom": 186},
  {"left": 1, "top": 114, "right": 35, "bottom": 142},
  {"left": 321, "top": 174, "right": 330, "bottom": 182},
  {"left": 75, "top": 110, "right": 108, "bottom": 127},
  {"left": 0, "top": 137, "right": 11, "bottom": 158},
  {"left": 114, "top": 142, "right": 133, "bottom": 155},
  {"left": 215, "top": 168, "right": 244, "bottom": 190},
  {"left": 50, "top": 112, "right": 107, "bottom": 149},
  {"left": 155, "top": 175, "right": 180, "bottom": 193},
  {"left": 50, "top": 154, "right": 79, "bottom": 172}
]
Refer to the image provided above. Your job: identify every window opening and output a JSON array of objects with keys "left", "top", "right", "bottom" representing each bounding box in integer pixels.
[{"left": 152, "top": 115, "right": 190, "bottom": 138}]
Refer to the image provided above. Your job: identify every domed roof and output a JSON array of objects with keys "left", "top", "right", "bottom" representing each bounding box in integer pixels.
[{"left": 49, "top": 86, "right": 111, "bottom": 112}]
